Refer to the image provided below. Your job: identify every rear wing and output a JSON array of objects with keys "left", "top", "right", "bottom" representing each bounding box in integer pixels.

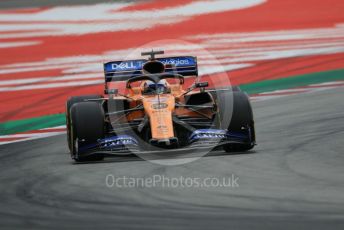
[{"left": 103, "top": 56, "right": 198, "bottom": 82}]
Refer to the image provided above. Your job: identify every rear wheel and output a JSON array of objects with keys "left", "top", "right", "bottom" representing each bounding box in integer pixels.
[
  {"left": 213, "top": 89, "right": 255, "bottom": 152},
  {"left": 70, "top": 102, "right": 105, "bottom": 162},
  {"left": 66, "top": 95, "right": 102, "bottom": 151}
]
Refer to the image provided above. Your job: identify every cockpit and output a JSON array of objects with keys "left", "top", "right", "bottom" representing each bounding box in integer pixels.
[{"left": 142, "top": 79, "right": 169, "bottom": 95}]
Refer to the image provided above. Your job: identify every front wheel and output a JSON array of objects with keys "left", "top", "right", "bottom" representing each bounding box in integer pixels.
[
  {"left": 66, "top": 95, "right": 102, "bottom": 151},
  {"left": 70, "top": 101, "right": 105, "bottom": 162},
  {"left": 213, "top": 89, "right": 256, "bottom": 152}
]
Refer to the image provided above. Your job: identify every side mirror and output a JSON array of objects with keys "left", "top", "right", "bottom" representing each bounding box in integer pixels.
[
  {"left": 195, "top": 82, "right": 209, "bottom": 88},
  {"left": 104, "top": 88, "right": 118, "bottom": 95}
]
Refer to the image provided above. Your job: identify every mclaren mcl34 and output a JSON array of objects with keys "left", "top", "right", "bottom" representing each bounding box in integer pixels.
[{"left": 66, "top": 50, "right": 256, "bottom": 162}]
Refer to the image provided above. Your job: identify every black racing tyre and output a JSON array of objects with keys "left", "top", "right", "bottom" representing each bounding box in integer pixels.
[
  {"left": 70, "top": 101, "right": 105, "bottom": 162},
  {"left": 66, "top": 95, "right": 102, "bottom": 151},
  {"left": 213, "top": 89, "right": 255, "bottom": 152}
]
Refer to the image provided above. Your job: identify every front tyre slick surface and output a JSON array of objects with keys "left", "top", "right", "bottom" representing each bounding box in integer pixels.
[
  {"left": 70, "top": 101, "right": 105, "bottom": 162},
  {"left": 66, "top": 95, "right": 102, "bottom": 151},
  {"left": 214, "top": 89, "right": 256, "bottom": 152}
]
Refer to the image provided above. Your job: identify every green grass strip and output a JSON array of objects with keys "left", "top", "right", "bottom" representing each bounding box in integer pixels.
[
  {"left": 240, "top": 68, "right": 344, "bottom": 94},
  {"left": 0, "top": 113, "right": 65, "bottom": 135}
]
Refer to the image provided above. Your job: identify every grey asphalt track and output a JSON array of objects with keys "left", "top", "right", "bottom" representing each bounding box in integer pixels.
[{"left": 0, "top": 87, "right": 343, "bottom": 229}]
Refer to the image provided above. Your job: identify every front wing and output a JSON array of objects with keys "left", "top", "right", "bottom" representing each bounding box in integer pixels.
[{"left": 76, "top": 128, "right": 254, "bottom": 157}]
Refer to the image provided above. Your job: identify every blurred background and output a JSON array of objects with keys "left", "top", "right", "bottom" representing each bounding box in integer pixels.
[{"left": 0, "top": 1, "right": 344, "bottom": 229}]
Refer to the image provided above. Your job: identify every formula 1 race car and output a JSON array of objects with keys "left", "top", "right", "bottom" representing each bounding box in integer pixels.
[{"left": 66, "top": 50, "right": 255, "bottom": 162}]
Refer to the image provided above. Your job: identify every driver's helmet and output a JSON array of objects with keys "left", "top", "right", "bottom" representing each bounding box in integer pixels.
[{"left": 143, "top": 79, "right": 168, "bottom": 94}]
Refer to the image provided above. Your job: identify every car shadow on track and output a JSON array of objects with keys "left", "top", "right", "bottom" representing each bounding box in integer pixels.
[{"left": 72, "top": 150, "right": 257, "bottom": 165}]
